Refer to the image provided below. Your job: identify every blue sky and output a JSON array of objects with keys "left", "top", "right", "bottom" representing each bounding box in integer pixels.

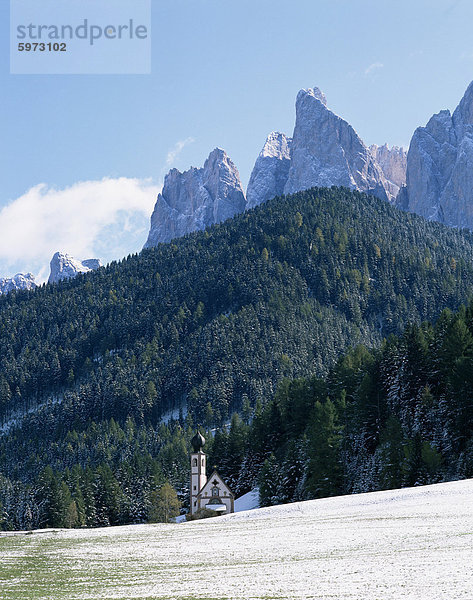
[{"left": 1, "top": 0, "right": 473, "bottom": 279}]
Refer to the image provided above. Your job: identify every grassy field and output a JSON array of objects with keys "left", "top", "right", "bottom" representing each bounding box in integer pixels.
[{"left": 1, "top": 479, "right": 473, "bottom": 600}]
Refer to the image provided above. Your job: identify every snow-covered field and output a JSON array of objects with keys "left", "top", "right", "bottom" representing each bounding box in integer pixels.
[{"left": 1, "top": 479, "right": 473, "bottom": 599}]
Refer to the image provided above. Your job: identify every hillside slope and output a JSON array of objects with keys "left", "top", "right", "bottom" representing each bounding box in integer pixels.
[
  {"left": 3, "top": 186, "right": 473, "bottom": 528},
  {"left": 3, "top": 186, "right": 473, "bottom": 431},
  {"left": 1, "top": 478, "right": 472, "bottom": 599}
]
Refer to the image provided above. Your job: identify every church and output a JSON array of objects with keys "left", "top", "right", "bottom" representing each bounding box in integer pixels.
[{"left": 190, "top": 431, "right": 234, "bottom": 516}]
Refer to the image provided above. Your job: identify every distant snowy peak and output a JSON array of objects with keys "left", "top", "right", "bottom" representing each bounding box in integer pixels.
[
  {"left": 0, "top": 273, "right": 36, "bottom": 295},
  {"left": 298, "top": 85, "right": 327, "bottom": 106},
  {"left": 400, "top": 80, "right": 473, "bottom": 228},
  {"left": 259, "top": 131, "right": 292, "bottom": 159},
  {"left": 246, "top": 132, "right": 292, "bottom": 209},
  {"left": 144, "top": 148, "right": 246, "bottom": 247},
  {"left": 48, "top": 252, "right": 102, "bottom": 284},
  {"left": 283, "top": 86, "right": 393, "bottom": 201},
  {"left": 81, "top": 259, "right": 101, "bottom": 271},
  {"left": 370, "top": 143, "right": 407, "bottom": 198}
]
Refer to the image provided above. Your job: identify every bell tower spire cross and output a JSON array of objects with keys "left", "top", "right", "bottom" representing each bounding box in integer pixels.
[{"left": 190, "top": 431, "right": 207, "bottom": 515}]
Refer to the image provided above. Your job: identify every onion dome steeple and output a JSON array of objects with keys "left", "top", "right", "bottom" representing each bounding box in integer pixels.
[{"left": 191, "top": 431, "right": 206, "bottom": 452}]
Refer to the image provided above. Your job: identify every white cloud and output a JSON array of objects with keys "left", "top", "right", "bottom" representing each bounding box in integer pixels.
[
  {"left": 364, "top": 62, "right": 384, "bottom": 76},
  {"left": 165, "top": 137, "right": 195, "bottom": 168},
  {"left": 0, "top": 177, "right": 160, "bottom": 282}
]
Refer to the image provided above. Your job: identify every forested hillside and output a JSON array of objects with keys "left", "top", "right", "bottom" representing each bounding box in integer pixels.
[
  {"left": 2, "top": 186, "right": 473, "bottom": 529},
  {"left": 234, "top": 302, "right": 473, "bottom": 507}
]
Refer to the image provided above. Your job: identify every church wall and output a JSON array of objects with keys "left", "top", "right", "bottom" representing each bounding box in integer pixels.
[{"left": 201, "top": 496, "right": 233, "bottom": 514}]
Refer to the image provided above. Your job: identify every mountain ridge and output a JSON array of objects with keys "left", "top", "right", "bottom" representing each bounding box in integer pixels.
[
  {"left": 399, "top": 80, "right": 473, "bottom": 227},
  {"left": 145, "top": 86, "right": 405, "bottom": 246}
]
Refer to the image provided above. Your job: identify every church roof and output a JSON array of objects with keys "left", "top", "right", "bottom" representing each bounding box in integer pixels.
[
  {"left": 191, "top": 431, "right": 205, "bottom": 452},
  {"left": 197, "top": 470, "right": 234, "bottom": 499}
]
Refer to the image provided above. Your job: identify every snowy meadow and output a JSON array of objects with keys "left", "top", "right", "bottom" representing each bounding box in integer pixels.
[{"left": 1, "top": 479, "right": 472, "bottom": 599}]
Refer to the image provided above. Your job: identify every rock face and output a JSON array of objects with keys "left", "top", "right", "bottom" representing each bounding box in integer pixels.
[
  {"left": 370, "top": 144, "right": 407, "bottom": 198},
  {"left": 0, "top": 273, "right": 36, "bottom": 295},
  {"left": 49, "top": 252, "right": 101, "bottom": 284},
  {"left": 144, "top": 148, "right": 246, "bottom": 247},
  {"left": 145, "top": 86, "right": 408, "bottom": 246},
  {"left": 246, "top": 132, "right": 292, "bottom": 209},
  {"left": 283, "top": 87, "right": 392, "bottom": 201},
  {"left": 81, "top": 259, "right": 101, "bottom": 270},
  {"left": 400, "top": 81, "right": 473, "bottom": 227}
]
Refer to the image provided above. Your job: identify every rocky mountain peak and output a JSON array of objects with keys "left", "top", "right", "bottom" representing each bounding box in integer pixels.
[
  {"left": 144, "top": 148, "right": 246, "bottom": 247},
  {"left": 453, "top": 80, "right": 473, "bottom": 130},
  {"left": 246, "top": 132, "right": 292, "bottom": 209},
  {"left": 298, "top": 86, "right": 327, "bottom": 107},
  {"left": 204, "top": 147, "right": 227, "bottom": 166},
  {"left": 370, "top": 143, "right": 408, "bottom": 198},
  {"left": 202, "top": 148, "right": 246, "bottom": 214},
  {"left": 284, "top": 86, "right": 391, "bottom": 201},
  {"left": 81, "top": 259, "right": 101, "bottom": 271},
  {"left": 399, "top": 80, "right": 473, "bottom": 228},
  {"left": 49, "top": 252, "right": 102, "bottom": 284},
  {"left": 260, "top": 132, "right": 292, "bottom": 159},
  {"left": 0, "top": 273, "right": 36, "bottom": 295},
  {"left": 144, "top": 85, "right": 418, "bottom": 245}
]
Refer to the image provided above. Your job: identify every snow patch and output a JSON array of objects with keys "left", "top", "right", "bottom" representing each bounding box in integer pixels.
[{"left": 234, "top": 487, "right": 260, "bottom": 512}]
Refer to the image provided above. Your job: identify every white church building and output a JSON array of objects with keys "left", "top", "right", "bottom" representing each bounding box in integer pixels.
[{"left": 190, "top": 431, "right": 234, "bottom": 516}]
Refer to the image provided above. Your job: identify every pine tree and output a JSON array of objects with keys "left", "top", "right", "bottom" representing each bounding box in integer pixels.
[
  {"left": 305, "top": 399, "right": 343, "bottom": 498},
  {"left": 259, "top": 454, "right": 281, "bottom": 507},
  {"left": 378, "top": 415, "right": 406, "bottom": 490}
]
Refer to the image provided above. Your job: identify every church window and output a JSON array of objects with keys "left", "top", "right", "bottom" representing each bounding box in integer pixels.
[
  {"left": 201, "top": 458, "right": 204, "bottom": 466},
  {"left": 212, "top": 486, "right": 220, "bottom": 497},
  {"left": 194, "top": 501, "right": 197, "bottom": 506},
  {"left": 192, "top": 458, "right": 197, "bottom": 467},
  {"left": 193, "top": 485, "right": 196, "bottom": 491}
]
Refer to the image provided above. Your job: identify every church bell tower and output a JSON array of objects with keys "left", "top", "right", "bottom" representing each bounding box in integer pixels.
[{"left": 190, "top": 431, "right": 207, "bottom": 515}]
